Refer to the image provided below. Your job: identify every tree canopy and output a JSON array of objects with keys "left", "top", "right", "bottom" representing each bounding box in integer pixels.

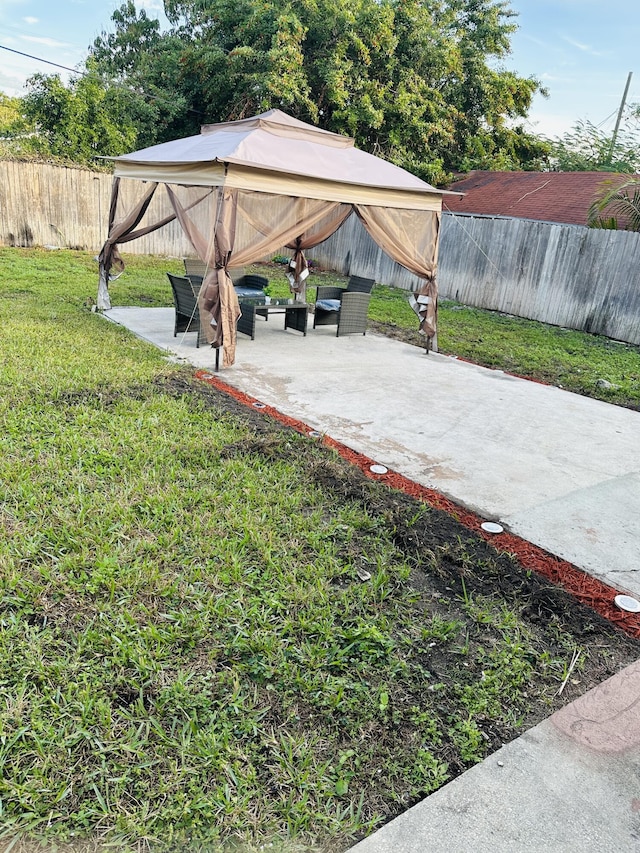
[
  {"left": 0, "top": 66, "right": 138, "bottom": 168},
  {"left": 545, "top": 117, "right": 640, "bottom": 174},
  {"left": 82, "top": 0, "right": 548, "bottom": 183}
]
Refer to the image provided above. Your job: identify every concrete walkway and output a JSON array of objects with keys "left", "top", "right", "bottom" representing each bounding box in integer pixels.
[
  {"left": 103, "top": 306, "right": 640, "bottom": 851},
  {"left": 105, "top": 306, "right": 640, "bottom": 597}
]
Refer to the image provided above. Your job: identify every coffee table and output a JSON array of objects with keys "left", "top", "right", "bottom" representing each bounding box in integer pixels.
[{"left": 237, "top": 298, "right": 309, "bottom": 339}]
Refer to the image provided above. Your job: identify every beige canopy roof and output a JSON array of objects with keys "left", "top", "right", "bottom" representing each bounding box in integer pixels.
[
  {"left": 113, "top": 109, "right": 443, "bottom": 211},
  {"left": 99, "top": 110, "right": 444, "bottom": 366}
]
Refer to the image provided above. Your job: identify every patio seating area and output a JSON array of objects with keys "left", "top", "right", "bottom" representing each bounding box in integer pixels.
[{"left": 168, "top": 264, "right": 377, "bottom": 345}]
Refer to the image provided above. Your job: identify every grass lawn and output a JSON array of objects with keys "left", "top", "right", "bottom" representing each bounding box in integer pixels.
[{"left": 0, "top": 247, "right": 639, "bottom": 852}]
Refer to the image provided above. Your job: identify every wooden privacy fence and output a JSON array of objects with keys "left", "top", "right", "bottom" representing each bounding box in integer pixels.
[
  {"left": 2, "top": 160, "right": 640, "bottom": 344},
  {"left": 437, "top": 213, "right": 640, "bottom": 345},
  {"left": 0, "top": 160, "right": 195, "bottom": 257},
  {"left": 311, "top": 211, "right": 640, "bottom": 345}
]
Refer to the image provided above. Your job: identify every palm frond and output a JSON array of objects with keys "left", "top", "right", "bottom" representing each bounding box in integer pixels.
[
  {"left": 587, "top": 177, "right": 640, "bottom": 231},
  {"left": 589, "top": 216, "right": 619, "bottom": 230}
]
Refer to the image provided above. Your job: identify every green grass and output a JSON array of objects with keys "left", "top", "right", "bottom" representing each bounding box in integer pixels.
[{"left": 0, "top": 247, "right": 638, "bottom": 852}]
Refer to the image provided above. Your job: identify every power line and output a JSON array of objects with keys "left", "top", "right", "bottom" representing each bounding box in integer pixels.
[
  {"left": 595, "top": 109, "right": 618, "bottom": 130},
  {"left": 0, "top": 43, "right": 86, "bottom": 76},
  {"left": 0, "top": 42, "right": 205, "bottom": 119}
]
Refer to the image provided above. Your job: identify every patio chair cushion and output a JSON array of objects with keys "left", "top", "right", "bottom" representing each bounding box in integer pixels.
[
  {"left": 315, "top": 298, "right": 341, "bottom": 312},
  {"left": 186, "top": 271, "right": 267, "bottom": 300},
  {"left": 235, "top": 286, "right": 266, "bottom": 298}
]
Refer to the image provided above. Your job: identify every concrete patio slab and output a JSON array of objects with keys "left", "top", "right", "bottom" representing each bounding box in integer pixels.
[{"left": 104, "top": 306, "right": 640, "bottom": 598}]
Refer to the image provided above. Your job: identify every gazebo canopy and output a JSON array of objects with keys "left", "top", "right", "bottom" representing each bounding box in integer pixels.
[
  {"left": 99, "top": 110, "right": 445, "bottom": 366},
  {"left": 112, "top": 109, "right": 443, "bottom": 210}
]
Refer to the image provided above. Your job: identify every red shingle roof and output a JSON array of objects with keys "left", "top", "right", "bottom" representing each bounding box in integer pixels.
[{"left": 443, "top": 171, "right": 630, "bottom": 226}]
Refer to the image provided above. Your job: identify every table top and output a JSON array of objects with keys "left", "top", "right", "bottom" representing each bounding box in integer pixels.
[{"left": 241, "top": 297, "right": 308, "bottom": 308}]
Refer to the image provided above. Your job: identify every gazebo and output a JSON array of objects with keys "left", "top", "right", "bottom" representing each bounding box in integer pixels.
[{"left": 98, "top": 110, "right": 446, "bottom": 367}]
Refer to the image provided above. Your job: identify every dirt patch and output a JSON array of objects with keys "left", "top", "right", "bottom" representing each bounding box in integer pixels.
[{"left": 368, "top": 319, "right": 427, "bottom": 350}]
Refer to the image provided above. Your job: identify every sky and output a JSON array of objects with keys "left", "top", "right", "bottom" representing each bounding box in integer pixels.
[{"left": 0, "top": 0, "right": 639, "bottom": 141}]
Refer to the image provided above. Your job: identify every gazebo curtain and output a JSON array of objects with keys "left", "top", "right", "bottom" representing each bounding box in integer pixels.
[
  {"left": 99, "top": 180, "right": 441, "bottom": 366},
  {"left": 97, "top": 178, "right": 213, "bottom": 311},
  {"left": 165, "top": 187, "right": 355, "bottom": 366},
  {"left": 283, "top": 206, "right": 354, "bottom": 299},
  {"left": 355, "top": 205, "right": 440, "bottom": 338}
]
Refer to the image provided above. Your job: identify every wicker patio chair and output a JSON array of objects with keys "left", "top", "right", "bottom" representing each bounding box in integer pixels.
[
  {"left": 183, "top": 260, "right": 268, "bottom": 299},
  {"left": 183, "top": 258, "right": 207, "bottom": 278},
  {"left": 184, "top": 259, "right": 242, "bottom": 281},
  {"left": 234, "top": 274, "right": 269, "bottom": 297},
  {"left": 167, "top": 272, "right": 203, "bottom": 347},
  {"left": 312, "top": 275, "right": 374, "bottom": 336}
]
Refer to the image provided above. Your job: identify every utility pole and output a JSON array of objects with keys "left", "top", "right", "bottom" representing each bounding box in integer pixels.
[{"left": 608, "top": 71, "right": 633, "bottom": 166}]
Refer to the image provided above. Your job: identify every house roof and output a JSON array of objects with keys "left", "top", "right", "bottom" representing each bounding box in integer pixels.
[{"left": 443, "top": 170, "right": 630, "bottom": 226}]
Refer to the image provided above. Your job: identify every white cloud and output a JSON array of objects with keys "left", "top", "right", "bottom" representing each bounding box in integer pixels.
[
  {"left": 0, "top": 68, "right": 27, "bottom": 97},
  {"left": 135, "top": 0, "right": 163, "bottom": 10},
  {"left": 21, "top": 35, "right": 71, "bottom": 49},
  {"left": 562, "top": 36, "right": 605, "bottom": 57},
  {"left": 23, "top": 15, "right": 38, "bottom": 24}
]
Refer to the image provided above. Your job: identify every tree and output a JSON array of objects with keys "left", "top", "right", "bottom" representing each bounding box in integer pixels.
[
  {"left": 0, "top": 93, "right": 34, "bottom": 159},
  {"left": 429, "top": 0, "right": 549, "bottom": 172},
  {"left": 88, "top": 0, "right": 547, "bottom": 183},
  {"left": 545, "top": 118, "right": 640, "bottom": 173},
  {"left": 0, "top": 93, "right": 27, "bottom": 136},
  {"left": 19, "top": 68, "right": 138, "bottom": 167},
  {"left": 587, "top": 177, "right": 640, "bottom": 231},
  {"left": 90, "top": 0, "right": 194, "bottom": 146}
]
